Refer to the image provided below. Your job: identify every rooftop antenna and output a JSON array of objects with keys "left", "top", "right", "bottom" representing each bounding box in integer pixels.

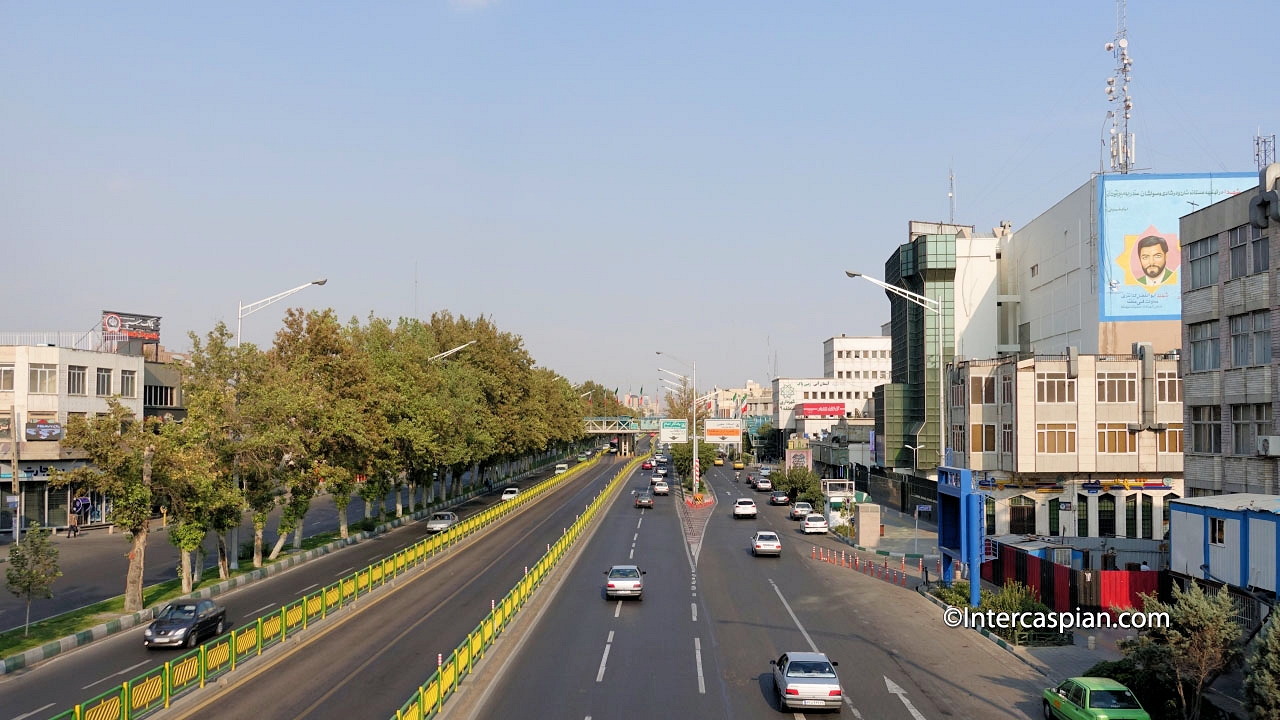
[
  {"left": 1256, "top": 129, "right": 1276, "bottom": 171},
  {"left": 947, "top": 168, "right": 956, "bottom": 224},
  {"left": 1104, "top": 0, "right": 1135, "bottom": 173}
]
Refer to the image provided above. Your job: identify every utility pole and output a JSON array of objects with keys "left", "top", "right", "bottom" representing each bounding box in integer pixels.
[{"left": 9, "top": 406, "right": 20, "bottom": 545}]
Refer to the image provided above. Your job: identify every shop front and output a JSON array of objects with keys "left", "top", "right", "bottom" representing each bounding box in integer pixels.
[{"left": 1, "top": 460, "right": 91, "bottom": 534}]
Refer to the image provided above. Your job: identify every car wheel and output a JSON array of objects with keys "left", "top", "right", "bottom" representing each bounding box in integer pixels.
[
  {"left": 775, "top": 682, "right": 786, "bottom": 712},
  {"left": 216, "top": 618, "right": 225, "bottom": 635},
  {"left": 1042, "top": 700, "right": 1053, "bottom": 720},
  {"left": 186, "top": 630, "right": 198, "bottom": 649}
]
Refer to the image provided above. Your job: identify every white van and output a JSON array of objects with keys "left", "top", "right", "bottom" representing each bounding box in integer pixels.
[{"left": 554, "top": 463, "right": 569, "bottom": 474}]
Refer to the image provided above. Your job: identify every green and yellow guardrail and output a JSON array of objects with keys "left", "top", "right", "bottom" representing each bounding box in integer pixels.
[
  {"left": 388, "top": 453, "right": 645, "bottom": 720},
  {"left": 51, "top": 453, "right": 609, "bottom": 720}
]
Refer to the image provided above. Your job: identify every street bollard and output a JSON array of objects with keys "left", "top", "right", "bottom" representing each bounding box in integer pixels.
[
  {"left": 525, "top": 566, "right": 528, "bottom": 575},
  {"left": 901, "top": 557, "right": 906, "bottom": 571},
  {"left": 918, "top": 558, "right": 923, "bottom": 573},
  {"left": 812, "top": 546, "right": 816, "bottom": 560}
]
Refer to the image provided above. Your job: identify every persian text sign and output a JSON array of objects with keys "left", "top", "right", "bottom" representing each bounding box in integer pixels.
[
  {"left": 102, "top": 311, "right": 162, "bottom": 341},
  {"left": 659, "top": 419, "right": 688, "bottom": 444},
  {"left": 795, "top": 402, "right": 845, "bottom": 417},
  {"left": 704, "top": 419, "right": 742, "bottom": 445}
]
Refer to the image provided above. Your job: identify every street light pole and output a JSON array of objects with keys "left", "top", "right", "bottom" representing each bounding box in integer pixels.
[
  {"left": 236, "top": 278, "right": 329, "bottom": 347},
  {"left": 845, "top": 271, "right": 946, "bottom": 475},
  {"left": 657, "top": 352, "right": 701, "bottom": 494}
]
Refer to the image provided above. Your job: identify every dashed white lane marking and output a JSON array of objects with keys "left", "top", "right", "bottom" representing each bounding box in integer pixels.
[
  {"left": 691, "top": 603, "right": 697, "bottom": 622},
  {"left": 636, "top": 517, "right": 642, "bottom": 528},
  {"left": 770, "top": 579, "right": 867, "bottom": 718},
  {"left": 82, "top": 660, "right": 149, "bottom": 689},
  {"left": 10, "top": 702, "right": 55, "bottom": 720},
  {"left": 335, "top": 566, "right": 354, "bottom": 576},
  {"left": 614, "top": 600, "right": 623, "bottom": 618},
  {"left": 693, "top": 637, "right": 706, "bottom": 694},
  {"left": 249, "top": 603, "right": 276, "bottom": 616},
  {"left": 297, "top": 583, "right": 319, "bottom": 595},
  {"left": 629, "top": 547, "right": 634, "bottom": 559},
  {"left": 596, "top": 630, "right": 615, "bottom": 682},
  {"left": 633, "top": 532, "right": 639, "bottom": 542}
]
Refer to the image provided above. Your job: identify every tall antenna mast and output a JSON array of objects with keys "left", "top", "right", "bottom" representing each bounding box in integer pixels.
[
  {"left": 947, "top": 169, "right": 956, "bottom": 224},
  {"left": 1256, "top": 129, "right": 1276, "bottom": 171},
  {"left": 1104, "top": 0, "right": 1135, "bottom": 173}
]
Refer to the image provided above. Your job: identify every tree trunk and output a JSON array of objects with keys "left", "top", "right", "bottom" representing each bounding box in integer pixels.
[
  {"left": 407, "top": 480, "right": 417, "bottom": 513},
  {"left": 335, "top": 496, "right": 350, "bottom": 539},
  {"left": 253, "top": 514, "right": 266, "bottom": 568},
  {"left": 179, "top": 548, "right": 193, "bottom": 594},
  {"left": 363, "top": 495, "right": 373, "bottom": 520},
  {"left": 267, "top": 532, "right": 289, "bottom": 561},
  {"left": 394, "top": 483, "right": 403, "bottom": 517},
  {"left": 124, "top": 446, "right": 154, "bottom": 614},
  {"left": 292, "top": 523, "right": 303, "bottom": 550},
  {"left": 24, "top": 597, "right": 31, "bottom": 636},
  {"left": 216, "top": 534, "right": 229, "bottom": 579}
]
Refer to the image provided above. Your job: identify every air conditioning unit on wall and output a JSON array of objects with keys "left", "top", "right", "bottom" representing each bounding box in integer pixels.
[{"left": 1257, "top": 436, "right": 1280, "bottom": 457}]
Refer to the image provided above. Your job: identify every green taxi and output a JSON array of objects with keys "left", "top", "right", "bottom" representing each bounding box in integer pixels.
[{"left": 1042, "top": 677, "right": 1149, "bottom": 720}]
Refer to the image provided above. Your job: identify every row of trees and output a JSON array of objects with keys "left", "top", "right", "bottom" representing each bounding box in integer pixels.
[{"left": 53, "top": 310, "right": 620, "bottom": 613}]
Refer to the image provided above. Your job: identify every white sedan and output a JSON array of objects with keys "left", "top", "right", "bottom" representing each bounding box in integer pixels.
[
  {"left": 750, "top": 530, "right": 782, "bottom": 557},
  {"left": 733, "top": 498, "right": 758, "bottom": 518},
  {"left": 801, "top": 513, "right": 829, "bottom": 534}
]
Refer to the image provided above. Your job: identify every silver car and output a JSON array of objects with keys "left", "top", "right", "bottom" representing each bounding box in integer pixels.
[
  {"left": 789, "top": 501, "right": 813, "bottom": 520},
  {"left": 604, "top": 565, "right": 646, "bottom": 600},
  {"left": 750, "top": 530, "right": 782, "bottom": 557},
  {"left": 425, "top": 511, "right": 458, "bottom": 533},
  {"left": 770, "top": 651, "right": 843, "bottom": 711}
]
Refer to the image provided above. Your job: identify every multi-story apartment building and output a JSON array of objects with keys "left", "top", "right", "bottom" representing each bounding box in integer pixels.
[
  {"left": 1180, "top": 164, "right": 1280, "bottom": 496},
  {"left": 823, "top": 335, "right": 891, "bottom": 417},
  {"left": 2, "top": 344, "right": 146, "bottom": 533},
  {"left": 948, "top": 349, "right": 1184, "bottom": 539},
  {"left": 873, "top": 221, "right": 1002, "bottom": 477}
]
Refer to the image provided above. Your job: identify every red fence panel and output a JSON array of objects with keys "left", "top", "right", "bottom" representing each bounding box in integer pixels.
[
  {"left": 1024, "top": 554, "right": 1043, "bottom": 601},
  {"left": 1099, "top": 570, "right": 1159, "bottom": 612},
  {"left": 981, "top": 560, "right": 993, "bottom": 582},
  {"left": 1053, "top": 563, "right": 1071, "bottom": 612}
]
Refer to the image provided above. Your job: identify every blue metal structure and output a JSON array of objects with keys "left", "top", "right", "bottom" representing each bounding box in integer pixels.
[{"left": 936, "top": 457, "right": 985, "bottom": 608}]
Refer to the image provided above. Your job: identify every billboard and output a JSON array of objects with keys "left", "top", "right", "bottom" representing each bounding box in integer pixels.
[
  {"left": 1098, "top": 173, "right": 1255, "bottom": 321},
  {"left": 102, "top": 311, "right": 162, "bottom": 342},
  {"left": 659, "top": 419, "right": 688, "bottom": 444},
  {"left": 785, "top": 448, "right": 812, "bottom": 472},
  {"left": 704, "top": 419, "right": 742, "bottom": 445},
  {"left": 795, "top": 402, "right": 845, "bottom": 417}
]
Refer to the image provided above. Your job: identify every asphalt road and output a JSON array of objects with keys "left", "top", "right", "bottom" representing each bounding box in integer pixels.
[
  {"left": 0, "top": 456, "right": 601, "bottom": 720},
  {"left": 158, "top": 453, "right": 630, "bottom": 720},
  {"left": 475, "top": 463, "right": 1048, "bottom": 719}
]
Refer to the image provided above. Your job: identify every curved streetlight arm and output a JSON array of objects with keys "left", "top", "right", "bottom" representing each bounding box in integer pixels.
[
  {"left": 658, "top": 367, "right": 690, "bottom": 381},
  {"left": 429, "top": 340, "right": 476, "bottom": 363},
  {"left": 845, "top": 271, "right": 939, "bottom": 313},
  {"left": 237, "top": 279, "right": 328, "bottom": 346}
]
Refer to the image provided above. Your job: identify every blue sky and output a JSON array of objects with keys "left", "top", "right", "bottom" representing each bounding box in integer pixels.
[{"left": 3, "top": 1, "right": 1275, "bottom": 394}]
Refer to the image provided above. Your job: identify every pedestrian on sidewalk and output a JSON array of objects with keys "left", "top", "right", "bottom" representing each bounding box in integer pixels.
[{"left": 67, "top": 512, "right": 80, "bottom": 538}]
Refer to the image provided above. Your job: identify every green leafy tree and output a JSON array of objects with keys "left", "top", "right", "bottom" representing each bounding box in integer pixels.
[
  {"left": 1246, "top": 616, "right": 1280, "bottom": 719},
  {"left": 669, "top": 439, "right": 717, "bottom": 489},
  {"left": 578, "top": 380, "right": 634, "bottom": 417},
  {"left": 1119, "top": 583, "right": 1243, "bottom": 720},
  {"left": 775, "top": 466, "right": 823, "bottom": 505},
  {"left": 5, "top": 522, "right": 62, "bottom": 636},
  {"left": 51, "top": 401, "right": 171, "bottom": 613}
]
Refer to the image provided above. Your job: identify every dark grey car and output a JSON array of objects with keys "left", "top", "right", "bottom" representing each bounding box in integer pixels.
[{"left": 144, "top": 599, "right": 227, "bottom": 649}]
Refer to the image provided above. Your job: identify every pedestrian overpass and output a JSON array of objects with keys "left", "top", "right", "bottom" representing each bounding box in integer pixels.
[{"left": 583, "top": 417, "right": 666, "bottom": 456}]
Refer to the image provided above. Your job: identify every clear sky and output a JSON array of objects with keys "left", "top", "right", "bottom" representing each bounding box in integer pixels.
[{"left": 4, "top": 1, "right": 1275, "bottom": 394}]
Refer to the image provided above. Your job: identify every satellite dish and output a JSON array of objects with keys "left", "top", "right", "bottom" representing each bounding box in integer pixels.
[
  {"left": 1118, "top": 38, "right": 1128, "bottom": 48},
  {"left": 1104, "top": 42, "right": 1114, "bottom": 51}
]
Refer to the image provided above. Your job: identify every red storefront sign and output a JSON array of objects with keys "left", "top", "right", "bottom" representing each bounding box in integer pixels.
[{"left": 795, "top": 403, "right": 844, "bottom": 417}]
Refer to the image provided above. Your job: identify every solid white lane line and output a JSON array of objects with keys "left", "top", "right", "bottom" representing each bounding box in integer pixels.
[
  {"left": 11, "top": 702, "right": 55, "bottom": 720},
  {"left": 250, "top": 603, "right": 276, "bottom": 616},
  {"left": 596, "top": 632, "right": 614, "bottom": 682},
  {"left": 691, "top": 603, "right": 697, "bottom": 622},
  {"left": 614, "top": 601, "right": 622, "bottom": 618},
  {"left": 768, "top": 579, "right": 819, "bottom": 652},
  {"left": 297, "top": 583, "right": 319, "bottom": 595},
  {"left": 693, "top": 637, "right": 706, "bottom": 694},
  {"left": 82, "top": 660, "right": 149, "bottom": 689}
]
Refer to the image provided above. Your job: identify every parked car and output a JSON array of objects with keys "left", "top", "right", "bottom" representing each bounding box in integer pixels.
[
  {"left": 733, "top": 498, "right": 758, "bottom": 518},
  {"left": 641, "top": 460, "right": 654, "bottom": 470},
  {"left": 751, "top": 530, "right": 782, "bottom": 557},
  {"left": 501, "top": 487, "right": 520, "bottom": 501},
  {"left": 770, "top": 652, "right": 842, "bottom": 712},
  {"left": 425, "top": 511, "right": 459, "bottom": 533},
  {"left": 144, "top": 600, "right": 227, "bottom": 649},
  {"left": 652, "top": 480, "right": 670, "bottom": 495},
  {"left": 769, "top": 491, "right": 790, "bottom": 505},
  {"left": 604, "top": 564, "right": 645, "bottom": 600},
  {"left": 1042, "top": 677, "right": 1150, "bottom": 720},
  {"left": 801, "top": 513, "right": 829, "bottom": 534},
  {"left": 635, "top": 493, "right": 655, "bottom": 508},
  {"left": 789, "top": 502, "right": 813, "bottom": 520}
]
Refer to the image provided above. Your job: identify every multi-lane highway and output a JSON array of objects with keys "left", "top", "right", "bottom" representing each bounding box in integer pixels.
[
  {"left": 0, "top": 453, "right": 610, "bottom": 720},
  {"left": 473, "top": 463, "right": 1049, "bottom": 719}
]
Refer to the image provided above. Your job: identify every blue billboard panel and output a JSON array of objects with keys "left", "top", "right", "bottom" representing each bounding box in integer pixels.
[{"left": 1098, "top": 173, "right": 1255, "bottom": 321}]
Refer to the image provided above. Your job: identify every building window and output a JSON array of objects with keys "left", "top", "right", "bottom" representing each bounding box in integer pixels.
[
  {"left": 1037, "top": 422, "right": 1076, "bottom": 453},
  {"left": 1126, "top": 495, "right": 1138, "bottom": 538},
  {"left": 803, "top": 392, "right": 810, "bottom": 400},
  {"left": 1048, "top": 499, "right": 1061, "bottom": 536},
  {"left": 1097, "top": 423, "right": 1136, "bottom": 453},
  {"left": 96, "top": 368, "right": 113, "bottom": 397},
  {"left": 1163, "top": 493, "right": 1179, "bottom": 536},
  {"left": 1030, "top": 264, "right": 1039, "bottom": 277},
  {"left": 1190, "top": 405, "right": 1222, "bottom": 453},
  {"left": 0, "top": 364, "right": 14, "bottom": 391},
  {"left": 1098, "top": 494, "right": 1117, "bottom": 537},
  {"left": 29, "top": 364, "right": 58, "bottom": 394},
  {"left": 1001, "top": 423, "right": 1013, "bottom": 453},
  {"left": 1231, "top": 313, "right": 1257, "bottom": 366},
  {"left": 1209, "top": 516, "right": 1225, "bottom": 545},
  {"left": 969, "top": 376, "right": 995, "bottom": 404},
  {"left": 1186, "top": 235, "right": 1218, "bottom": 290},
  {"left": 951, "top": 425, "right": 967, "bottom": 454},
  {"left": 67, "top": 365, "right": 87, "bottom": 396},
  {"left": 1142, "top": 495, "right": 1154, "bottom": 539},
  {"left": 1254, "top": 311, "right": 1272, "bottom": 365},
  {"left": 1158, "top": 423, "right": 1184, "bottom": 453},
  {"left": 1232, "top": 403, "right": 1271, "bottom": 455},
  {"left": 120, "top": 370, "right": 137, "bottom": 398},
  {"left": 1036, "top": 372, "right": 1075, "bottom": 403},
  {"left": 1077, "top": 494, "right": 1089, "bottom": 536},
  {"left": 1157, "top": 371, "right": 1182, "bottom": 403},
  {"left": 1009, "top": 496, "right": 1036, "bottom": 535},
  {"left": 1253, "top": 224, "right": 1270, "bottom": 273},
  {"left": 1097, "top": 372, "right": 1137, "bottom": 403},
  {"left": 1189, "top": 320, "right": 1220, "bottom": 371},
  {"left": 1000, "top": 374, "right": 1013, "bottom": 404},
  {"left": 985, "top": 496, "right": 996, "bottom": 535},
  {"left": 970, "top": 424, "right": 996, "bottom": 452},
  {"left": 1229, "top": 224, "right": 1249, "bottom": 279}
]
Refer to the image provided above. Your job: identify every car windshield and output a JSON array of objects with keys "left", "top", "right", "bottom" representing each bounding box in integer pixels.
[
  {"left": 796, "top": 504, "right": 811, "bottom": 510},
  {"left": 737, "top": 500, "right": 753, "bottom": 505},
  {"left": 1090, "top": 689, "right": 1142, "bottom": 709},
  {"left": 806, "top": 515, "right": 825, "bottom": 522},
  {"left": 757, "top": 533, "right": 778, "bottom": 542},
  {"left": 610, "top": 568, "right": 640, "bottom": 579},
  {"left": 431, "top": 514, "right": 450, "bottom": 521},
  {"left": 160, "top": 604, "right": 197, "bottom": 620},
  {"left": 787, "top": 661, "right": 836, "bottom": 678}
]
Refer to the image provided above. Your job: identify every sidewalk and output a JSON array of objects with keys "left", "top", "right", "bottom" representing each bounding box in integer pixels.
[{"left": 829, "top": 503, "right": 942, "bottom": 559}]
